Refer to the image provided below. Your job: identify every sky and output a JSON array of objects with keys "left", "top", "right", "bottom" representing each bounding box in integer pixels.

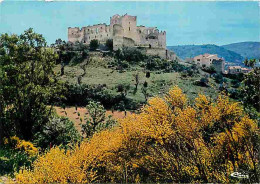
[{"left": 0, "top": 1, "right": 259, "bottom": 46}]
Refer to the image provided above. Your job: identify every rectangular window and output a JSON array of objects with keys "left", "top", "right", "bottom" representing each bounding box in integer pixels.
[{"left": 197, "top": 59, "right": 200, "bottom": 61}]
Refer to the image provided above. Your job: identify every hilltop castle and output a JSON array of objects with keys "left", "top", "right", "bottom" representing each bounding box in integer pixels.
[{"left": 68, "top": 14, "right": 177, "bottom": 60}]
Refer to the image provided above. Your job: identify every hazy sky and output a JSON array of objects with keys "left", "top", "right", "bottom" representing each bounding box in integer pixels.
[{"left": 0, "top": 1, "right": 259, "bottom": 46}]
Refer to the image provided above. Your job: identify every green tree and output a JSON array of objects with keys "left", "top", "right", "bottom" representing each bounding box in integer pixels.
[
  {"left": 89, "top": 39, "right": 99, "bottom": 51},
  {"left": 34, "top": 116, "right": 81, "bottom": 149},
  {"left": 81, "top": 101, "right": 106, "bottom": 138},
  {"left": 105, "top": 39, "right": 113, "bottom": 51},
  {"left": 0, "top": 28, "right": 63, "bottom": 142},
  {"left": 240, "top": 67, "right": 260, "bottom": 111},
  {"left": 244, "top": 58, "right": 257, "bottom": 68}
]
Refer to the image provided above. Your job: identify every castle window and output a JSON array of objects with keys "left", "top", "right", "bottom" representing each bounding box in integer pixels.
[
  {"left": 89, "top": 36, "right": 90, "bottom": 39},
  {"left": 96, "top": 28, "right": 98, "bottom": 33},
  {"left": 88, "top": 29, "right": 89, "bottom": 31},
  {"left": 197, "top": 59, "right": 200, "bottom": 61},
  {"left": 95, "top": 36, "right": 96, "bottom": 38},
  {"left": 139, "top": 30, "right": 141, "bottom": 33},
  {"left": 129, "top": 27, "right": 130, "bottom": 31},
  {"left": 129, "top": 22, "right": 130, "bottom": 24},
  {"left": 107, "top": 34, "right": 108, "bottom": 36}
]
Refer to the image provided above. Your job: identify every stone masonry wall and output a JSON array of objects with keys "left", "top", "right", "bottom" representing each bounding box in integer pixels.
[
  {"left": 68, "top": 14, "right": 166, "bottom": 49},
  {"left": 68, "top": 14, "right": 171, "bottom": 59}
]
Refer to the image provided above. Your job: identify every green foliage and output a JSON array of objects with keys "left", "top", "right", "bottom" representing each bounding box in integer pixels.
[
  {"left": 244, "top": 58, "right": 257, "bottom": 68},
  {"left": 116, "top": 60, "right": 130, "bottom": 70},
  {"left": 0, "top": 28, "right": 64, "bottom": 141},
  {"left": 62, "top": 84, "right": 139, "bottom": 110},
  {"left": 239, "top": 68, "right": 260, "bottom": 111},
  {"left": 81, "top": 101, "right": 117, "bottom": 138},
  {"left": 231, "top": 79, "right": 240, "bottom": 88},
  {"left": 203, "top": 65, "right": 216, "bottom": 74},
  {"left": 90, "top": 39, "right": 99, "bottom": 51},
  {"left": 194, "top": 77, "right": 209, "bottom": 87},
  {"left": 0, "top": 147, "right": 36, "bottom": 177},
  {"left": 34, "top": 116, "right": 81, "bottom": 149},
  {"left": 214, "top": 73, "right": 224, "bottom": 84},
  {"left": 115, "top": 47, "right": 146, "bottom": 64},
  {"left": 116, "top": 83, "right": 130, "bottom": 97},
  {"left": 51, "top": 39, "right": 89, "bottom": 65},
  {"left": 105, "top": 39, "right": 113, "bottom": 51}
]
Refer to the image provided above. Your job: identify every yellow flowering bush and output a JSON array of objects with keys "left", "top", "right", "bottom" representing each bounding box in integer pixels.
[
  {"left": 16, "top": 86, "right": 259, "bottom": 183},
  {"left": 4, "top": 136, "right": 38, "bottom": 156}
]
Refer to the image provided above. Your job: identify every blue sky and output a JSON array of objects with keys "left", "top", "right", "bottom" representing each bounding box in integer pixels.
[{"left": 0, "top": 1, "right": 259, "bottom": 46}]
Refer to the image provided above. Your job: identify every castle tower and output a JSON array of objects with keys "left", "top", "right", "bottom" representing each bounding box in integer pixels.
[{"left": 67, "top": 14, "right": 170, "bottom": 59}]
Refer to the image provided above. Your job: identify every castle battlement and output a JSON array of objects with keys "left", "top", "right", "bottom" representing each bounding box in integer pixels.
[
  {"left": 68, "top": 14, "right": 177, "bottom": 60},
  {"left": 68, "top": 14, "right": 166, "bottom": 50}
]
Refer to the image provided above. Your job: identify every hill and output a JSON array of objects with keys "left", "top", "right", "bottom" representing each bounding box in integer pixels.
[
  {"left": 222, "top": 41, "right": 260, "bottom": 59},
  {"left": 167, "top": 44, "right": 244, "bottom": 63}
]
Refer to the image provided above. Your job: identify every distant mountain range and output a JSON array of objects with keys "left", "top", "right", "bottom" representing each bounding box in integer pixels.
[
  {"left": 222, "top": 42, "right": 260, "bottom": 59},
  {"left": 168, "top": 42, "right": 260, "bottom": 64}
]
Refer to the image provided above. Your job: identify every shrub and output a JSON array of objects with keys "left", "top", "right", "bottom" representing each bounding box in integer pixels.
[
  {"left": 214, "top": 73, "right": 224, "bottom": 84},
  {"left": 34, "top": 116, "right": 81, "bottom": 149},
  {"left": 172, "top": 60, "right": 187, "bottom": 72},
  {"left": 81, "top": 101, "right": 117, "bottom": 138},
  {"left": 16, "top": 86, "right": 259, "bottom": 183},
  {"left": 4, "top": 136, "right": 38, "bottom": 157},
  {"left": 1, "top": 137, "right": 37, "bottom": 176},
  {"left": 231, "top": 79, "right": 240, "bottom": 88},
  {"left": 105, "top": 39, "right": 113, "bottom": 51},
  {"left": 146, "top": 71, "right": 151, "bottom": 78},
  {"left": 239, "top": 68, "right": 260, "bottom": 111},
  {"left": 90, "top": 39, "right": 99, "bottom": 51},
  {"left": 61, "top": 84, "right": 139, "bottom": 110},
  {"left": 193, "top": 77, "right": 209, "bottom": 87},
  {"left": 115, "top": 47, "right": 147, "bottom": 64},
  {"left": 203, "top": 65, "right": 216, "bottom": 74},
  {"left": 200, "top": 77, "right": 209, "bottom": 86},
  {"left": 116, "top": 60, "right": 130, "bottom": 70},
  {"left": 116, "top": 83, "right": 130, "bottom": 98},
  {"left": 0, "top": 148, "right": 35, "bottom": 177}
]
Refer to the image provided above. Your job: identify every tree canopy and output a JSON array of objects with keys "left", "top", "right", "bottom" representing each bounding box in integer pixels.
[{"left": 0, "top": 28, "right": 63, "bottom": 141}]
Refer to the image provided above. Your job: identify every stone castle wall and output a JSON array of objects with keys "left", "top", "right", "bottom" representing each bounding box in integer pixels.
[{"left": 68, "top": 14, "right": 166, "bottom": 50}]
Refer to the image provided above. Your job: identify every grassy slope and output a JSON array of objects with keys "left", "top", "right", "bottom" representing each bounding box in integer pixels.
[{"left": 54, "top": 54, "right": 220, "bottom": 106}]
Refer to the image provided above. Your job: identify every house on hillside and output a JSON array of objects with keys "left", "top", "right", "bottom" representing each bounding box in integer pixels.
[
  {"left": 228, "top": 66, "right": 252, "bottom": 74},
  {"left": 193, "top": 53, "right": 225, "bottom": 73}
]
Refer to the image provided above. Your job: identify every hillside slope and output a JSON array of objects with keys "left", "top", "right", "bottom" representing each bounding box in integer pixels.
[
  {"left": 222, "top": 41, "right": 260, "bottom": 59},
  {"left": 167, "top": 44, "right": 243, "bottom": 63}
]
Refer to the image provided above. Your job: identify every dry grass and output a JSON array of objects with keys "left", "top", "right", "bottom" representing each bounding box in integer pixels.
[{"left": 54, "top": 106, "right": 131, "bottom": 132}]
